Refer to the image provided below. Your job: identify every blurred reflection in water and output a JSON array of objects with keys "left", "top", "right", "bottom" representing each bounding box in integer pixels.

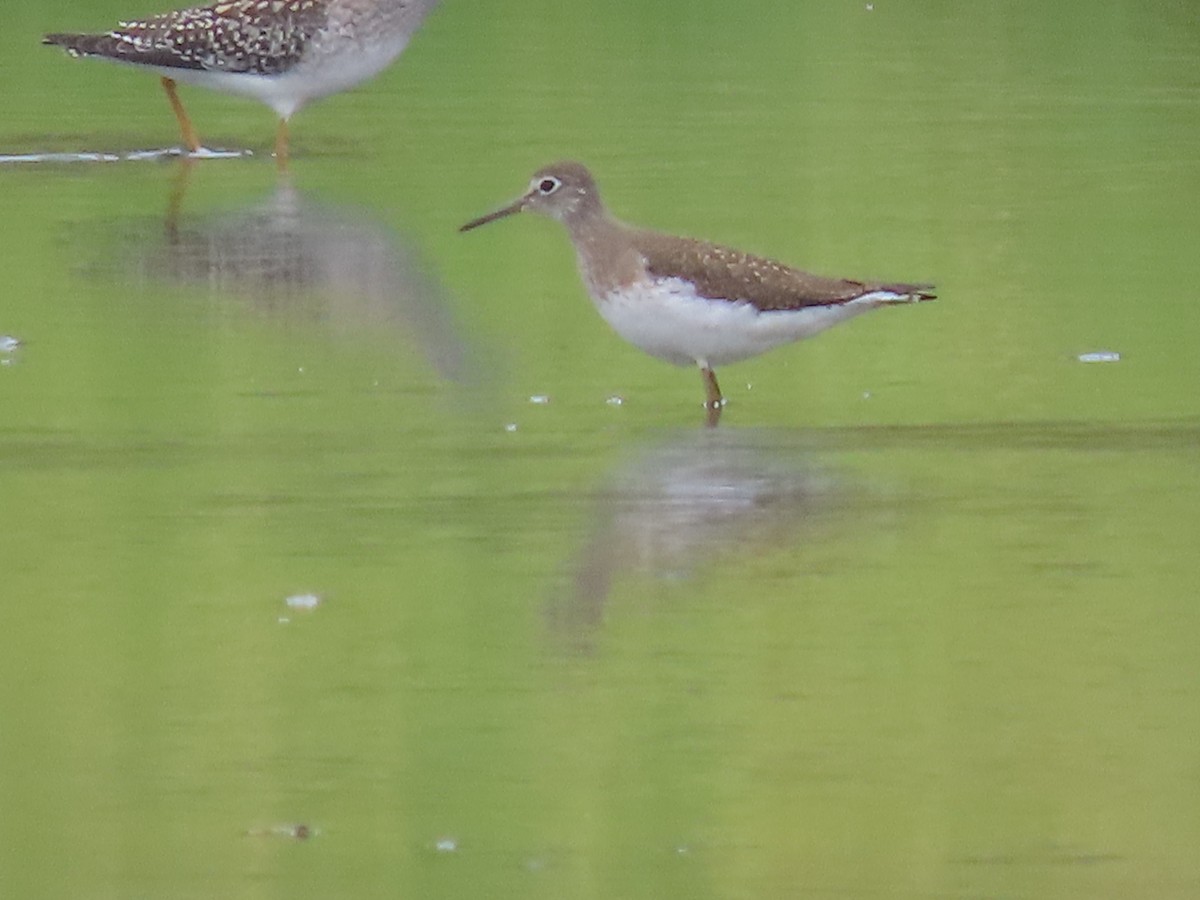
[
  {"left": 548, "top": 428, "right": 842, "bottom": 653},
  {"left": 79, "top": 164, "right": 482, "bottom": 385}
]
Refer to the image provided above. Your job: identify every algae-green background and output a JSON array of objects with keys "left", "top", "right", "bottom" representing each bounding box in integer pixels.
[{"left": 2, "top": 1, "right": 1198, "bottom": 898}]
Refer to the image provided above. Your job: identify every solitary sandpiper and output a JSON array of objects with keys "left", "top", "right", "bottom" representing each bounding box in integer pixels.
[
  {"left": 461, "top": 162, "right": 935, "bottom": 425},
  {"left": 44, "top": 0, "right": 439, "bottom": 165}
]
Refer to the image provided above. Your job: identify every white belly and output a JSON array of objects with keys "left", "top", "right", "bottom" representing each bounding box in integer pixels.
[
  {"left": 148, "top": 36, "right": 411, "bottom": 118},
  {"left": 595, "top": 277, "right": 890, "bottom": 368}
]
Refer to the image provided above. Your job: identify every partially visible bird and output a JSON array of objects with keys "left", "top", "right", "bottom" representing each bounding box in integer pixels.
[{"left": 44, "top": 0, "right": 440, "bottom": 165}]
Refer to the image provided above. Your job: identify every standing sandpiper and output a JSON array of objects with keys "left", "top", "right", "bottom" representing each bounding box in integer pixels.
[
  {"left": 43, "top": 0, "right": 439, "bottom": 165},
  {"left": 461, "top": 162, "right": 935, "bottom": 425}
]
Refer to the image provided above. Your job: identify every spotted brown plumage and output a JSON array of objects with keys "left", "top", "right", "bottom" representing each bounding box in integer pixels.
[
  {"left": 43, "top": 0, "right": 440, "bottom": 164},
  {"left": 44, "top": 0, "right": 328, "bottom": 75},
  {"left": 635, "top": 231, "right": 936, "bottom": 313},
  {"left": 461, "top": 161, "right": 936, "bottom": 424}
]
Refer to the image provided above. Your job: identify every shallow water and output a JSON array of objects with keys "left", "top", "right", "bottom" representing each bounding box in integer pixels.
[{"left": 2, "top": 1, "right": 1199, "bottom": 898}]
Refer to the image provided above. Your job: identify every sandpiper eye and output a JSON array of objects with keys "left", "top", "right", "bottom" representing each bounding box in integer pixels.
[{"left": 538, "top": 177, "right": 561, "bottom": 194}]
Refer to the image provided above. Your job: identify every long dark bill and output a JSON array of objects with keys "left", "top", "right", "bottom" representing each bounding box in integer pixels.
[{"left": 459, "top": 197, "right": 526, "bottom": 233}]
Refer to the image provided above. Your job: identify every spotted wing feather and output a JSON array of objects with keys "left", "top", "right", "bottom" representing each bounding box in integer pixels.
[
  {"left": 636, "top": 232, "right": 935, "bottom": 312},
  {"left": 44, "top": 0, "right": 329, "bottom": 75}
]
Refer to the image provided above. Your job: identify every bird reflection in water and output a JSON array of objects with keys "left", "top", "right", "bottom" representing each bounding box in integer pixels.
[
  {"left": 547, "top": 428, "right": 843, "bottom": 654},
  {"left": 96, "top": 163, "right": 480, "bottom": 386}
]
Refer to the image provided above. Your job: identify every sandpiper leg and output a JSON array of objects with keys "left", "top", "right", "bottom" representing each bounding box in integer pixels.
[
  {"left": 700, "top": 364, "right": 724, "bottom": 427},
  {"left": 274, "top": 118, "right": 290, "bottom": 168},
  {"left": 160, "top": 76, "right": 202, "bottom": 153},
  {"left": 700, "top": 365, "right": 723, "bottom": 407},
  {"left": 164, "top": 157, "right": 198, "bottom": 241}
]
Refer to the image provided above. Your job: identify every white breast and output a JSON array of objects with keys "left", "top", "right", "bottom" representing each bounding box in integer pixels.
[
  {"left": 150, "top": 37, "right": 411, "bottom": 118},
  {"left": 595, "top": 277, "right": 888, "bottom": 368}
]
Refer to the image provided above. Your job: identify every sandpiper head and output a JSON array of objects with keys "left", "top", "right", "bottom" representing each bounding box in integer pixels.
[{"left": 460, "top": 161, "right": 602, "bottom": 232}]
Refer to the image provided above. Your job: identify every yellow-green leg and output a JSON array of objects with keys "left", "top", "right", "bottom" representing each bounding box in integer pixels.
[
  {"left": 274, "top": 118, "right": 290, "bottom": 169},
  {"left": 700, "top": 364, "right": 724, "bottom": 427},
  {"left": 160, "top": 76, "right": 201, "bottom": 153}
]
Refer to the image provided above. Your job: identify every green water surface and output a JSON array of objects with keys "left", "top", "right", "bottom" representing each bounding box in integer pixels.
[{"left": 2, "top": 1, "right": 1199, "bottom": 898}]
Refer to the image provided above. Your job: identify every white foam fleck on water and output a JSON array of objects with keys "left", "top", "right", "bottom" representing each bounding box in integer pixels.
[
  {"left": 246, "top": 823, "right": 316, "bottom": 839},
  {"left": 188, "top": 147, "right": 253, "bottom": 160},
  {"left": 0, "top": 147, "right": 252, "bottom": 165},
  {"left": 123, "top": 149, "right": 180, "bottom": 161},
  {"left": 504, "top": 422, "right": 518, "bottom": 432},
  {"left": 0, "top": 336, "right": 20, "bottom": 353},
  {"left": 285, "top": 593, "right": 321, "bottom": 610},
  {"left": 528, "top": 394, "right": 550, "bottom": 405},
  {"left": 0, "top": 146, "right": 253, "bottom": 165},
  {"left": 1078, "top": 350, "right": 1121, "bottom": 363},
  {"left": 0, "top": 152, "right": 118, "bottom": 164},
  {"left": 605, "top": 395, "right": 625, "bottom": 406}
]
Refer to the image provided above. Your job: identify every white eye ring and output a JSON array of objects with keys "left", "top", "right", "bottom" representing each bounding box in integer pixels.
[{"left": 536, "top": 176, "right": 561, "bottom": 195}]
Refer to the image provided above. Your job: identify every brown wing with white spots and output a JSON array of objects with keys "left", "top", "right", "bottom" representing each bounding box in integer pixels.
[
  {"left": 44, "top": 0, "right": 330, "bottom": 75},
  {"left": 635, "top": 231, "right": 935, "bottom": 312}
]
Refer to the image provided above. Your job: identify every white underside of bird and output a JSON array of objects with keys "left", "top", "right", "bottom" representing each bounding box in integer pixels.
[
  {"left": 113, "top": 36, "right": 411, "bottom": 118},
  {"left": 596, "top": 276, "right": 914, "bottom": 368}
]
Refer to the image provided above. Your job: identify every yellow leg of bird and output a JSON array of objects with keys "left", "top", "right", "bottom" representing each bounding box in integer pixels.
[
  {"left": 700, "top": 364, "right": 724, "bottom": 427},
  {"left": 160, "top": 77, "right": 201, "bottom": 153},
  {"left": 274, "top": 119, "right": 290, "bottom": 169},
  {"left": 164, "top": 156, "right": 198, "bottom": 241}
]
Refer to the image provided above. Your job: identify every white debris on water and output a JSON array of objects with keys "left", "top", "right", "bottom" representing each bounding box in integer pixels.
[
  {"left": 186, "top": 147, "right": 252, "bottom": 160},
  {"left": 0, "top": 152, "right": 119, "bottom": 164},
  {"left": 434, "top": 836, "right": 459, "bottom": 853},
  {"left": 504, "top": 422, "right": 519, "bottom": 433},
  {"left": 245, "top": 822, "right": 316, "bottom": 840},
  {"left": 1078, "top": 350, "right": 1121, "bottom": 363},
  {"left": 0, "top": 336, "right": 21, "bottom": 353},
  {"left": 0, "top": 147, "right": 251, "bottom": 165},
  {"left": 605, "top": 395, "right": 625, "bottom": 407},
  {"left": 528, "top": 394, "right": 550, "bottom": 405},
  {"left": 285, "top": 593, "right": 321, "bottom": 610}
]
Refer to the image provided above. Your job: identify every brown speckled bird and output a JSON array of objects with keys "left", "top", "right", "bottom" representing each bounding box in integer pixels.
[
  {"left": 44, "top": 0, "right": 439, "bottom": 164},
  {"left": 462, "top": 161, "right": 935, "bottom": 424}
]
